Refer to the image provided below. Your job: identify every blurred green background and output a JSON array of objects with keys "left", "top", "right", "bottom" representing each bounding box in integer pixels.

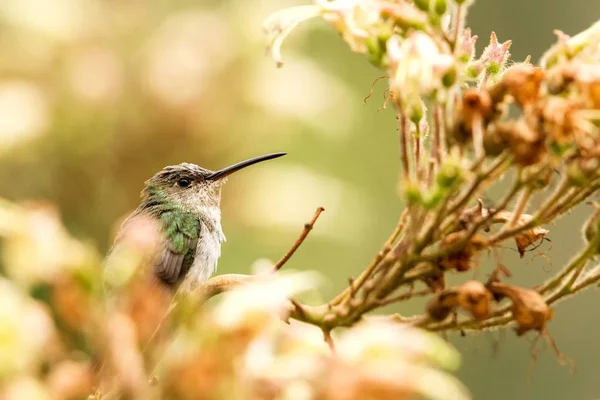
[{"left": 0, "top": 0, "right": 599, "bottom": 398}]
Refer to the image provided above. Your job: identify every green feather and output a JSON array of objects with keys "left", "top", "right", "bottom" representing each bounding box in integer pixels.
[{"left": 141, "top": 185, "right": 200, "bottom": 255}]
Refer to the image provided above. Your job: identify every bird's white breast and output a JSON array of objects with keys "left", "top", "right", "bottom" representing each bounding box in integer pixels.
[{"left": 181, "top": 206, "right": 226, "bottom": 291}]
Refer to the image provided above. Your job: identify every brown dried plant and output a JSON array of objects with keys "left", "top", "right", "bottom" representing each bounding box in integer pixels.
[
  {"left": 2, "top": 1, "right": 600, "bottom": 399},
  {"left": 257, "top": 0, "right": 600, "bottom": 366}
]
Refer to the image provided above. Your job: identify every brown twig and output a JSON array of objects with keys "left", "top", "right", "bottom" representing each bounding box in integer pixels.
[
  {"left": 330, "top": 209, "right": 409, "bottom": 306},
  {"left": 322, "top": 329, "right": 336, "bottom": 353},
  {"left": 273, "top": 207, "right": 325, "bottom": 271},
  {"left": 375, "top": 288, "right": 433, "bottom": 307},
  {"left": 196, "top": 274, "right": 255, "bottom": 302}
]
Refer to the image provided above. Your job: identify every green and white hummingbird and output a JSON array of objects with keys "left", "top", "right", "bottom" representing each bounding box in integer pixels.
[{"left": 105, "top": 152, "right": 286, "bottom": 293}]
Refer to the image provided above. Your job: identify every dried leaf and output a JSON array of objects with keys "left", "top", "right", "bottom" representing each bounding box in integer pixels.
[{"left": 515, "top": 227, "right": 549, "bottom": 258}]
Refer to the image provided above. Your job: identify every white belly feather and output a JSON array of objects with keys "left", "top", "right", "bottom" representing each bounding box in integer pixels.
[{"left": 181, "top": 206, "right": 226, "bottom": 291}]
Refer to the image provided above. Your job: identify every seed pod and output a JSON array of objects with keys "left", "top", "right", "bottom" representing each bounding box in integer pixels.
[
  {"left": 424, "top": 269, "right": 446, "bottom": 292},
  {"left": 494, "top": 119, "right": 546, "bottom": 166},
  {"left": 455, "top": 281, "right": 493, "bottom": 320},
  {"left": 439, "top": 233, "right": 486, "bottom": 272},
  {"left": 426, "top": 291, "right": 457, "bottom": 321},
  {"left": 500, "top": 64, "right": 545, "bottom": 108},
  {"left": 426, "top": 280, "right": 493, "bottom": 321},
  {"left": 488, "top": 282, "right": 553, "bottom": 335},
  {"left": 452, "top": 89, "right": 492, "bottom": 144}
]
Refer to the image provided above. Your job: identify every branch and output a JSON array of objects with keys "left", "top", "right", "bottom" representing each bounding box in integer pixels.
[
  {"left": 273, "top": 207, "right": 325, "bottom": 271},
  {"left": 196, "top": 274, "right": 254, "bottom": 301},
  {"left": 331, "top": 209, "right": 409, "bottom": 305}
]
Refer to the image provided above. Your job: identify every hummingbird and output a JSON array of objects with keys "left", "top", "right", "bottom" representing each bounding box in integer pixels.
[{"left": 105, "top": 152, "right": 286, "bottom": 293}]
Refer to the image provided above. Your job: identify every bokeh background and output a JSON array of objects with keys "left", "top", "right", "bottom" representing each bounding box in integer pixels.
[{"left": 0, "top": 0, "right": 599, "bottom": 398}]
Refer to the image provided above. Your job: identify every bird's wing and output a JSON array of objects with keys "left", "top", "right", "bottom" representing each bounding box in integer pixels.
[{"left": 154, "top": 211, "right": 201, "bottom": 286}]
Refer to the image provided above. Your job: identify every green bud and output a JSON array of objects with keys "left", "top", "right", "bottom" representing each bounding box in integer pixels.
[
  {"left": 403, "top": 181, "right": 424, "bottom": 205},
  {"left": 458, "top": 53, "right": 471, "bottom": 63},
  {"left": 486, "top": 61, "right": 501, "bottom": 75},
  {"left": 442, "top": 66, "right": 457, "bottom": 87},
  {"left": 407, "top": 100, "right": 424, "bottom": 124},
  {"left": 366, "top": 36, "right": 386, "bottom": 68},
  {"left": 423, "top": 185, "right": 445, "bottom": 209},
  {"left": 584, "top": 213, "right": 599, "bottom": 243},
  {"left": 436, "top": 161, "right": 464, "bottom": 188},
  {"left": 434, "top": 0, "right": 447, "bottom": 15},
  {"left": 414, "top": 0, "right": 431, "bottom": 11},
  {"left": 428, "top": 13, "right": 442, "bottom": 27},
  {"left": 467, "top": 64, "right": 482, "bottom": 79}
]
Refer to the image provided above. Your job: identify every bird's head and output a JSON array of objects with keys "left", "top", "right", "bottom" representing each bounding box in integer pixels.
[{"left": 141, "top": 152, "right": 286, "bottom": 213}]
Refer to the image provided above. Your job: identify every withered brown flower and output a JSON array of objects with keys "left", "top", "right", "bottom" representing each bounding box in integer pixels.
[
  {"left": 426, "top": 280, "right": 493, "bottom": 321},
  {"left": 488, "top": 282, "right": 553, "bottom": 335},
  {"left": 439, "top": 233, "right": 486, "bottom": 272}
]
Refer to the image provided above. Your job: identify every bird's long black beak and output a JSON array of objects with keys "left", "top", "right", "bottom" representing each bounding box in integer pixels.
[{"left": 205, "top": 152, "right": 286, "bottom": 181}]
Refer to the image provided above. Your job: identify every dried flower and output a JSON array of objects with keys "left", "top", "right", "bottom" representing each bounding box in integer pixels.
[
  {"left": 438, "top": 233, "right": 486, "bottom": 272},
  {"left": 427, "top": 281, "right": 492, "bottom": 321},
  {"left": 453, "top": 89, "right": 492, "bottom": 144},
  {"left": 497, "top": 64, "right": 545, "bottom": 108},
  {"left": 455, "top": 281, "right": 493, "bottom": 319},
  {"left": 488, "top": 283, "right": 553, "bottom": 335},
  {"left": 490, "top": 119, "right": 546, "bottom": 166}
]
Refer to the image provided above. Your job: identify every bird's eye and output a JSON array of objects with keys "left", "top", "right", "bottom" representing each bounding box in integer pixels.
[{"left": 177, "top": 178, "right": 192, "bottom": 188}]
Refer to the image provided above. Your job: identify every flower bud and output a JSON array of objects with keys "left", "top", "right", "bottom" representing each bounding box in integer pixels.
[{"left": 434, "top": 0, "right": 447, "bottom": 16}]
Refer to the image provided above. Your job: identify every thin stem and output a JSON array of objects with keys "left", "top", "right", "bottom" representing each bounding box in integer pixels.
[
  {"left": 508, "top": 186, "right": 532, "bottom": 228},
  {"left": 451, "top": 3, "right": 465, "bottom": 50},
  {"left": 438, "top": 102, "right": 448, "bottom": 159},
  {"left": 420, "top": 178, "right": 522, "bottom": 263},
  {"left": 570, "top": 265, "right": 600, "bottom": 293},
  {"left": 537, "top": 237, "right": 599, "bottom": 294},
  {"left": 375, "top": 288, "right": 433, "bottom": 307},
  {"left": 444, "top": 153, "right": 510, "bottom": 218},
  {"left": 330, "top": 210, "right": 409, "bottom": 305},
  {"left": 472, "top": 114, "right": 484, "bottom": 159},
  {"left": 487, "top": 176, "right": 570, "bottom": 246},
  {"left": 433, "top": 105, "right": 442, "bottom": 166},
  {"left": 274, "top": 207, "right": 325, "bottom": 271},
  {"left": 398, "top": 109, "right": 411, "bottom": 180},
  {"left": 414, "top": 121, "right": 422, "bottom": 181}
]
